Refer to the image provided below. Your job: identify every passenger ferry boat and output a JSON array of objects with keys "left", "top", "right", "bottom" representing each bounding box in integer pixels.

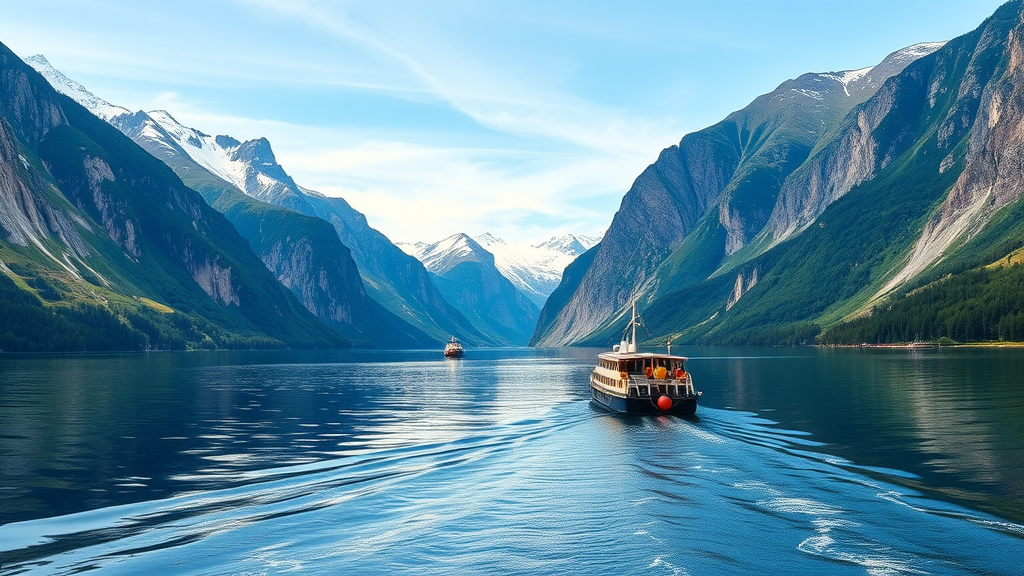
[
  {"left": 590, "top": 302, "right": 700, "bottom": 415},
  {"left": 443, "top": 336, "right": 464, "bottom": 358}
]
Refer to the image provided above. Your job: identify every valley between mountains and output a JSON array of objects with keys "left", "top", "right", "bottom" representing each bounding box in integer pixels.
[{"left": 5, "top": 0, "right": 1024, "bottom": 351}]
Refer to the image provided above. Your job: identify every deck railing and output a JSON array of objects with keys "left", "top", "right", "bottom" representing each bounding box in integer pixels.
[{"left": 626, "top": 374, "right": 695, "bottom": 398}]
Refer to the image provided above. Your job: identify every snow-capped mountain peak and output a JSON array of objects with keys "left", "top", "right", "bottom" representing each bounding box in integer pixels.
[
  {"left": 28, "top": 55, "right": 308, "bottom": 211},
  {"left": 414, "top": 233, "right": 493, "bottom": 275},
  {"left": 25, "top": 55, "right": 130, "bottom": 121},
  {"left": 475, "top": 232, "right": 506, "bottom": 246},
  {"left": 465, "top": 232, "right": 600, "bottom": 306},
  {"left": 533, "top": 234, "right": 601, "bottom": 257}
]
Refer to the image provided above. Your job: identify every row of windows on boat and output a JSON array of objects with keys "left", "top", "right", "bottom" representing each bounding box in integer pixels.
[
  {"left": 597, "top": 359, "right": 686, "bottom": 373},
  {"left": 593, "top": 372, "right": 691, "bottom": 393}
]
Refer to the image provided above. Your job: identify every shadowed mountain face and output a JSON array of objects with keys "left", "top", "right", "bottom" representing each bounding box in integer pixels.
[
  {"left": 107, "top": 110, "right": 434, "bottom": 347},
  {"left": 406, "top": 234, "right": 540, "bottom": 346},
  {"left": 0, "top": 43, "right": 348, "bottom": 351},
  {"left": 535, "top": 1, "right": 1024, "bottom": 347},
  {"left": 298, "top": 193, "right": 497, "bottom": 346}
]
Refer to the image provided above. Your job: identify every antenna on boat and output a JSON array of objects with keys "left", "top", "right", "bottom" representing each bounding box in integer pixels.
[
  {"left": 630, "top": 300, "right": 638, "bottom": 353},
  {"left": 619, "top": 299, "right": 646, "bottom": 353}
]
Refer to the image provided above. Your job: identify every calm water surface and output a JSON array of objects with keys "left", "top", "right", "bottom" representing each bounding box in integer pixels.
[{"left": 0, "top": 347, "right": 1022, "bottom": 574}]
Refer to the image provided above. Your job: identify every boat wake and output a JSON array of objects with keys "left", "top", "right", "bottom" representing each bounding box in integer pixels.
[{"left": 2, "top": 403, "right": 1021, "bottom": 575}]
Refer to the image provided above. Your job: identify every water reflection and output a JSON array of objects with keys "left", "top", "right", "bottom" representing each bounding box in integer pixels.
[
  {"left": 2, "top": 347, "right": 1024, "bottom": 529},
  {"left": 689, "top": 347, "right": 1024, "bottom": 522},
  {"left": 2, "top": 349, "right": 1024, "bottom": 575}
]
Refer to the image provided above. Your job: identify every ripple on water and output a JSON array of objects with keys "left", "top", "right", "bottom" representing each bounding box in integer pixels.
[{"left": 1, "top": 404, "right": 1022, "bottom": 575}]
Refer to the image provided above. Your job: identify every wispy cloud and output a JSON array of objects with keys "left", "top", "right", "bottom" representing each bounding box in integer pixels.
[
  {"left": 212, "top": 0, "right": 679, "bottom": 241},
  {"left": 2, "top": 0, "right": 1002, "bottom": 245},
  {"left": 233, "top": 0, "right": 682, "bottom": 153}
]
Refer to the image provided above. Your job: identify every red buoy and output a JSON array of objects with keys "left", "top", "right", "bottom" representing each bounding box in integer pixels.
[{"left": 657, "top": 395, "right": 672, "bottom": 411}]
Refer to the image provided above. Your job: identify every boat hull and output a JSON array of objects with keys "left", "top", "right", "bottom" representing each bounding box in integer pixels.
[{"left": 591, "top": 386, "right": 697, "bottom": 416}]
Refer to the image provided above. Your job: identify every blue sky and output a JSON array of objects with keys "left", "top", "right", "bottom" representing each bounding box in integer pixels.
[{"left": 0, "top": 0, "right": 1008, "bottom": 244}]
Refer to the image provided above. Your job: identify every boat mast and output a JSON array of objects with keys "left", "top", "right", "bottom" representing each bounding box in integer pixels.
[{"left": 630, "top": 300, "right": 637, "bottom": 353}]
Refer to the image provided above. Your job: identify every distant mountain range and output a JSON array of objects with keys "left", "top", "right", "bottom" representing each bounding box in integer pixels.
[
  {"left": 402, "top": 233, "right": 540, "bottom": 345},
  {"left": 534, "top": 0, "right": 1024, "bottom": 347},
  {"left": 400, "top": 232, "right": 600, "bottom": 307},
  {"left": 396, "top": 232, "right": 600, "bottom": 344}
]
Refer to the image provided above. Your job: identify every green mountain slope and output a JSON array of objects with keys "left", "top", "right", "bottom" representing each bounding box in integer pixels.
[
  {"left": 532, "top": 41, "right": 944, "bottom": 347},
  {"left": 111, "top": 111, "right": 435, "bottom": 347},
  {"left": 0, "top": 41, "right": 347, "bottom": 351},
  {"left": 537, "top": 1, "right": 1024, "bottom": 348}
]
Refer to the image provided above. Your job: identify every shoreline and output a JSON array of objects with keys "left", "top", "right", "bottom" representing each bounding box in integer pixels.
[{"left": 819, "top": 341, "right": 1024, "bottom": 349}]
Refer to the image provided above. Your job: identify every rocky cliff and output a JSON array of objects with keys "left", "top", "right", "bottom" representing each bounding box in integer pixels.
[
  {"left": 532, "top": 42, "right": 943, "bottom": 346},
  {"left": 629, "top": 1, "right": 1024, "bottom": 346},
  {"left": 0, "top": 41, "right": 346, "bottom": 350}
]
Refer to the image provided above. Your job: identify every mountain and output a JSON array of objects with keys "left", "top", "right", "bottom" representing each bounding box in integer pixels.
[
  {"left": 534, "top": 2, "right": 1024, "bottom": 347},
  {"left": 532, "top": 40, "right": 946, "bottom": 346},
  {"left": 296, "top": 191, "right": 496, "bottom": 345},
  {"left": 473, "top": 232, "right": 601, "bottom": 307},
  {"left": 28, "top": 56, "right": 494, "bottom": 347},
  {"left": 406, "top": 234, "right": 540, "bottom": 345},
  {"left": 0, "top": 43, "right": 348, "bottom": 351},
  {"left": 115, "top": 110, "right": 436, "bottom": 346},
  {"left": 534, "top": 234, "right": 601, "bottom": 257}
]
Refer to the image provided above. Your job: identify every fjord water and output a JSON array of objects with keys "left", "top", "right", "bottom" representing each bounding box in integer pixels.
[{"left": 1, "top": 348, "right": 1022, "bottom": 574}]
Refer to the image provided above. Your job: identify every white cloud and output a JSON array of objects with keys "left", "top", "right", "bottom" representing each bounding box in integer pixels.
[{"left": 279, "top": 140, "right": 633, "bottom": 244}]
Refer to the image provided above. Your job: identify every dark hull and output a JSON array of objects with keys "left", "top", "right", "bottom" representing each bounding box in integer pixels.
[{"left": 591, "top": 386, "right": 697, "bottom": 416}]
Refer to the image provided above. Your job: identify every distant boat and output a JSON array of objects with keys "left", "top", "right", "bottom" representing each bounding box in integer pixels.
[
  {"left": 590, "top": 301, "right": 701, "bottom": 415},
  {"left": 444, "top": 336, "right": 464, "bottom": 358}
]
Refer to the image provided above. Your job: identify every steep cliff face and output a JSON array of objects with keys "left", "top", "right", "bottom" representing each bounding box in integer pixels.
[
  {"left": 532, "top": 42, "right": 941, "bottom": 346},
  {"left": 0, "top": 119, "right": 54, "bottom": 250},
  {"left": 0, "top": 51, "right": 65, "bottom": 147},
  {"left": 879, "top": 10, "right": 1024, "bottom": 297},
  {"left": 637, "top": 1, "right": 1024, "bottom": 346},
  {"left": 0, "top": 41, "right": 346, "bottom": 350},
  {"left": 135, "top": 109, "right": 490, "bottom": 345},
  {"left": 110, "top": 109, "right": 433, "bottom": 346},
  {"left": 765, "top": 45, "right": 964, "bottom": 243},
  {"left": 531, "top": 133, "right": 737, "bottom": 346}
]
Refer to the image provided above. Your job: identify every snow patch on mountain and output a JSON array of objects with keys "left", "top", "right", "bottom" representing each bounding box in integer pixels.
[
  {"left": 412, "top": 233, "right": 492, "bottom": 276},
  {"left": 25, "top": 55, "right": 130, "bottom": 121},
  {"left": 404, "top": 232, "right": 599, "bottom": 306},
  {"left": 810, "top": 42, "right": 946, "bottom": 99},
  {"left": 28, "top": 56, "right": 303, "bottom": 207}
]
